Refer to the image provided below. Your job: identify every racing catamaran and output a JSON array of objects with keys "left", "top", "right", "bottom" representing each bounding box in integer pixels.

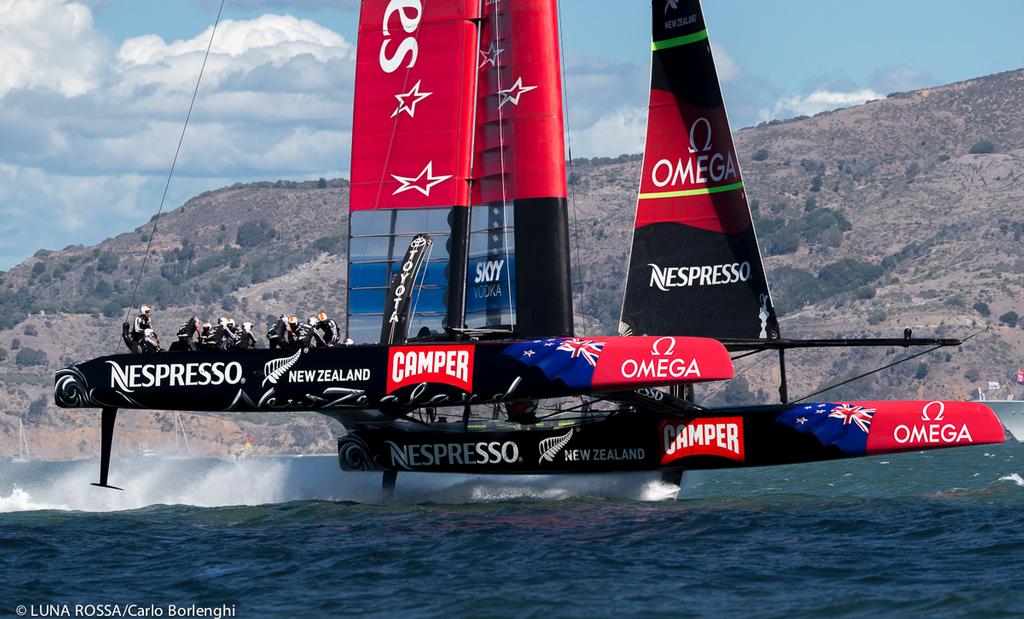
[{"left": 55, "top": 0, "right": 1011, "bottom": 493}]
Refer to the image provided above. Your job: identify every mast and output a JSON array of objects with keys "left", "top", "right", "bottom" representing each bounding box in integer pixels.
[
  {"left": 619, "top": 0, "right": 778, "bottom": 340},
  {"left": 471, "top": 0, "right": 573, "bottom": 338}
]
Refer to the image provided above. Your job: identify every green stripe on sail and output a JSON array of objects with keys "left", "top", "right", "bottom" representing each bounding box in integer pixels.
[
  {"left": 651, "top": 29, "right": 709, "bottom": 51},
  {"left": 638, "top": 181, "right": 744, "bottom": 200}
]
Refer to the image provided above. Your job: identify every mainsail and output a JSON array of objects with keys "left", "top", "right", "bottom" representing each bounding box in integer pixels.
[
  {"left": 347, "top": 0, "right": 479, "bottom": 342},
  {"left": 347, "top": 0, "right": 573, "bottom": 342},
  {"left": 619, "top": 0, "right": 778, "bottom": 340}
]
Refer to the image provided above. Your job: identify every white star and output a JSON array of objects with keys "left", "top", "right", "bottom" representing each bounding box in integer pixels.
[
  {"left": 522, "top": 350, "right": 535, "bottom": 357},
  {"left": 497, "top": 76, "right": 537, "bottom": 109},
  {"left": 478, "top": 42, "right": 505, "bottom": 69},
  {"left": 796, "top": 417, "right": 808, "bottom": 425},
  {"left": 391, "top": 162, "right": 453, "bottom": 197},
  {"left": 391, "top": 80, "right": 433, "bottom": 118}
]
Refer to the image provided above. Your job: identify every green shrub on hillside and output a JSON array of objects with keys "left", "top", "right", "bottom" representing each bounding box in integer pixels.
[
  {"left": 999, "top": 311, "right": 1019, "bottom": 328},
  {"left": 15, "top": 347, "right": 47, "bottom": 367},
  {"left": 969, "top": 140, "right": 996, "bottom": 154}
]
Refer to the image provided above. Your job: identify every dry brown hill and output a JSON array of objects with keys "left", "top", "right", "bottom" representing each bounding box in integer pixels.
[{"left": 2, "top": 69, "right": 1023, "bottom": 459}]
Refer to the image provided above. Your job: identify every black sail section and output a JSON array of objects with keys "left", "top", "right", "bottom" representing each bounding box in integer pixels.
[{"left": 619, "top": 0, "right": 778, "bottom": 340}]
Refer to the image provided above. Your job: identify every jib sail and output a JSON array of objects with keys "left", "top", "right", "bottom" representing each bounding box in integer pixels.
[
  {"left": 347, "top": 0, "right": 479, "bottom": 343},
  {"left": 619, "top": 0, "right": 778, "bottom": 340},
  {"left": 470, "top": 0, "right": 573, "bottom": 337}
]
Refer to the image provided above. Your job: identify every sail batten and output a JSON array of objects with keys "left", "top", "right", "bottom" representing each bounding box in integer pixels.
[{"left": 619, "top": 0, "right": 778, "bottom": 340}]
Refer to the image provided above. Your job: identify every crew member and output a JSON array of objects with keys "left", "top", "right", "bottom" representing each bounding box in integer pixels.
[
  {"left": 175, "top": 315, "right": 203, "bottom": 351},
  {"left": 205, "top": 317, "right": 235, "bottom": 351},
  {"left": 505, "top": 400, "right": 539, "bottom": 425},
  {"left": 225, "top": 318, "right": 240, "bottom": 348},
  {"left": 267, "top": 314, "right": 290, "bottom": 349},
  {"left": 130, "top": 305, "right": 155, "bottom": 351},
  {"left": 316, "top": 312, "right": 340, "bottom": 347},
  {"left": 296, "top": 317, "right": 326, "bottom": 348},
  {"left": 286, "top": 315, "right": 300, "bottom": 348},
  {"left": 140, "top": 328, "right": 162, "bottom": 353},
  {"left": 235, "top": 322, "right": 258, "bottom": 350}
]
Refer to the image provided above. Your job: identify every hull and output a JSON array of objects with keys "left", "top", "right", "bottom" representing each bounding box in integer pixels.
[
  {"left": 54, "top": 336, "right": 732, "bottom": 414},
  {"left": 978, "top": 400, "right": 1024, "bottom": 442},
  {"left": 340, "top": 401, "right": 1005, "bottom": 474}
]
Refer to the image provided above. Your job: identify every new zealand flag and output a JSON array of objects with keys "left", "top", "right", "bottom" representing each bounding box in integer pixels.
[
  {"left": 775, "top": 402, "right": 876, "bottom": 455},
  {"left": 502, "top": 337, "right": 606, "bottom": 390}
]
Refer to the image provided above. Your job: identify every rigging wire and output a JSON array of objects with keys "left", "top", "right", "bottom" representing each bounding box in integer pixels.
[
  {"left": 109, "top": 0, "right": 226, "bottom": 354},
  {"left": 555, "top": 0, "right": 589, "bottom": 334},
  {"left": 698, "top": 352, "right": 774, "bottom": 405}
]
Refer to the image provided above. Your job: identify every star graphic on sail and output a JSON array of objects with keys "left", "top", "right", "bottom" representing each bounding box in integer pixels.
[
  {"left": 391, "top": 80, "right": 433, "bottom": 118},
  {"left": 391, "top": 162, "right": 453, "bottom": 197},
  {"left": 497, "top": 76, "right": 537, "bottom": 109},
  {"left": 478, "top": 42, "right": 505, "bottom": 69}
]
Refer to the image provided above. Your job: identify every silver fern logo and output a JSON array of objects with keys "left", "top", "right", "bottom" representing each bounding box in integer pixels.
[
  {"left": 538, "top": 428, "right": 574, "bottom": 464},
  {"left": 665, "top": 0, "right": 679, "bottom": 14},
  {"left": 263, "top": 349, "right": 302, "bottom": 387}
]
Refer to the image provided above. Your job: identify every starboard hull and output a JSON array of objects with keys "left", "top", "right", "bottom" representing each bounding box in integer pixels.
[{"left": 339, "top": 401, "right": 1006, "bottom": 475}]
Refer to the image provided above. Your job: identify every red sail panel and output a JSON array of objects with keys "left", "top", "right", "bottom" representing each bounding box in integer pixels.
[
  {"left": 349, "top": 0, "right": 479, "bottom": 211},
  {"left": 473, "top": 0, "right": 567, "bottom": 204}
]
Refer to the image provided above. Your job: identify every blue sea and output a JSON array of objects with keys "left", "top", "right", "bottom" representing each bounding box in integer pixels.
[{"left": 1, "top": 444, "right": 1022, "bottom": 618}]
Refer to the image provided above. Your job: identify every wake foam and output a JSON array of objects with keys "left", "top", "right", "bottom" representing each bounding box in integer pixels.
[
  {"left": 998, "top": 473, "right": 1024, "bottom": 487},
  {"left": 0, "top": 457, "right": 676, "bottom": 512}
]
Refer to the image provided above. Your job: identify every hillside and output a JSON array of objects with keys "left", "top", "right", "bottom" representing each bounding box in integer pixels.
[{"left": 2, "top": 69, "right": 1024, "bottom": 459}]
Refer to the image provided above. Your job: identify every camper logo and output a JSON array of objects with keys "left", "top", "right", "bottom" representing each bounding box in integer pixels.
[
  {"left": 387, "top": 345, "right": 474, "bottom": 393},
  {"left": 661, "top": 418, "right": 744, "bottom": 464},
  {"left": 538, "top": 428, "right": 574, "bottom": 464}
]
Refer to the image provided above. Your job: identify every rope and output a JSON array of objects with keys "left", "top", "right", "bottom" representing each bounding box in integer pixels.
[
  {"left": 556, "top": 0, "right": 588, "bottom": 334},
  {"left": 111, "top": 0, "right": 226, "bottom": 354}
]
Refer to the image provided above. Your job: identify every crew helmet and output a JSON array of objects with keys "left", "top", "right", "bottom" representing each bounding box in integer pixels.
[
  {"left": 218, "top": 317, "right": 228, "bottom": 327},
  {"left": 288, "top": 315, "right": 298, "bottom": 325},
  {"left": 308, "top": 317, "right": 317, "bottom": 326},
  {"left": 242, "top": 321, "right": 253, "bottom": 332},
  {"left": 227, "top": 318, "right": 236, "bottom": 327},
  {"left": 141, "top": 305, "right": 152, "bottom": 315},
  {"left": 317, "top": 312, "right": 328, "bottom": 321}
]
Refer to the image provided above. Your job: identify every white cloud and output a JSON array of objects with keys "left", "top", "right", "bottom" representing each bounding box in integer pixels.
[
  {"left": 711, "top": 43, "right": 739, "bottom": 83},
  {"left": 571, "top": 107, "right": 647, "bottom": 159},
  {"left": 768, "top": 88, "right": 882, "bottom": 120},
  {"left": 0, "top": 0, "right": 109, "bottom": 98},
  {"left": 0, "top": 2, "right": 358, "bottom": 269}
]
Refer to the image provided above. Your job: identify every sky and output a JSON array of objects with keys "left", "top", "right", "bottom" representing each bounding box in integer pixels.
[{"left": 0, "top": 0, "right": 1022, "bottom": 270}]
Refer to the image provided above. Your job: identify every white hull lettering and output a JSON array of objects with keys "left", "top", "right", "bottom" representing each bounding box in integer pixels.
[
  {"left": 893, "top": 423, "right": 973, "bottom": 445},
  {"left": 108, "top": 361, "right": 244, "bottom": 393},
  {"left": 621, "top": 357, "right": 701, "bottom": 380},
  {"left": 387, "top": 440, "right": 520, "bottom": 469},
  {"left": 563, "top": 448, "right": 646, "bottom": 462},
  {"left": 287, "top": 368, "right": 371, "bottom": 383}
]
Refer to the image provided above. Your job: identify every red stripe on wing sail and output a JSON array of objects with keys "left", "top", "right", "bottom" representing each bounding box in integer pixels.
[
  {"left": 473, "top": 0, "right": 567, "bottom": 204},
  {"left": 350, "top": 0, "right": 479, "bottom": 211}
]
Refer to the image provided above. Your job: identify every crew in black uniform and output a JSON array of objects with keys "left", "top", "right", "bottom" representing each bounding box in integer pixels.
[
  {"left": 126, "top": 305, "right": 155, "bottom": 352},
  {"left": 316, "top": 312, "right": 340, "bottom": 347},
  {"left": 175, "top": 315, "right": 203, "bottom": 351},
  {"left": 235, "top": 321, "right": 258, "bottom": 350},
  {"left": 295, "top": 317, "right": 326, "bottom": 348},
  {"left": 267, "top": 314, "right": 290, "bottom": 349},
  {"left": 140, "top": 328, "right": 162, "bottom": 353}
]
